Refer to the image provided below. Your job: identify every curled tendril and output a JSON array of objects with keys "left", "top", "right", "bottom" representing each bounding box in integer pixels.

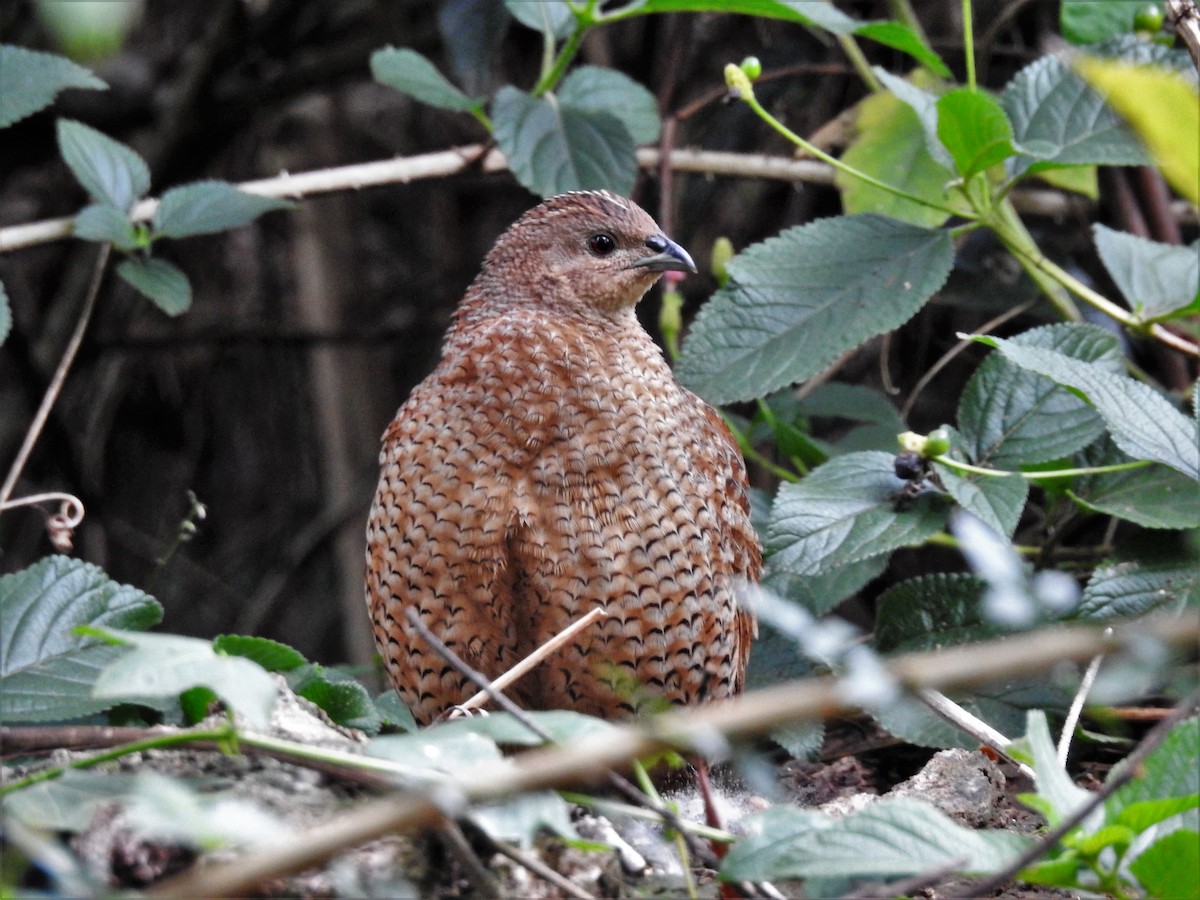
[{"left": 0, "top": 492, "right": 86, "bottom": 553}]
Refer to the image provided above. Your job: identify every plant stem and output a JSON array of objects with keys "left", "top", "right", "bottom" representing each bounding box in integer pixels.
[
  {"left": 837, "top": 33, "right": 883, "bottom": 92},
  {"left": 738, "top": 88, "right": 962, "bottom": 217},
  {"left": 926, "top": 531, "right": 1041, "bottom": 555},
  {"left": 962, "top": 0, "right": 977, "bottom": 90},
  {"left": 987, "top": 199, "right": 1080, "bottom": 321},
  {"left": 0, "top": 243, "right": 110, "bottom": 512},
  {"left": 933, "top": 456, "right": 1154, "bottom": 481},
  {"left": 532, "top": 10, "right": 593, "bottom": 96}
]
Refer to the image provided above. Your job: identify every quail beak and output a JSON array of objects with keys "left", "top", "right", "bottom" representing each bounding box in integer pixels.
[{"left": 630, "top": 236, "right": 698, "bottom": 274}]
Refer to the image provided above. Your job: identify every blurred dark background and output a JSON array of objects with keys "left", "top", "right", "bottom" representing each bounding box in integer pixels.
[{"left": 0, "top": 0, "right": 1139, "bottom": 672}]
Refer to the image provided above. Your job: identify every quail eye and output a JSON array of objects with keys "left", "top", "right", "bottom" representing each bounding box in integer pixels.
[{"left": 588, "top": 233, "right": 617, "bottom": 256}]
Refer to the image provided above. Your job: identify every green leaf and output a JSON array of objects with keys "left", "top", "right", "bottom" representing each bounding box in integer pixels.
[
  {"left": 935, "top": 463, "right": 1029, "bottom": 538},
  {"left": 124, "top": 772, "right": 290, "bottom": 850},
  {"left": 874, "top": 68, "right": 954, "bottom": 169},
  {"left": 295, "top": 672, "right": 381, "bottom": 733},
  {"left": 492, "top": 86, "right": 637, "bottom": 197},
  {"left": 1131, "top": 829, "right": 1200, "bottom": 900},
  {"left": 762, "top": 555, "right": 889, "bottom": 618},
  {"left": 838, "top": 89, "right": 957, "bottom": 228},
  {"left": 90, "top": 628, "right": 278, "bottom": 729},
  {"left": 677, "top": 215, "right": 953, "bottom": 405},
  {"left": 0, "top": 44, "right": 106, "bottom": 128},
  {"left": 73, "top": 202, "right": 139, "bottom": 250},
  {"left": 1093, "top": 225, "right": 1200, "bottom": 321},
  {"left": 431, "top": 710, "right": 620, "bottom": 746},
  {"left": 957, "top": 323, "right": 1120, "bottom": 467},
  {"left": 1061, "top": 1, "right": 1151, "bottom": 44},
  {"left": 1070, "top": 461, "right": 1200, "bottom": 530},
  {"left": 369, "top": 47, "right": 482, "bottom": 113},
  {"left": 765, "top": 451, "right": 948, "bottom": 576},
  {"left": 373, "top": 689, "right": 418, "bottom": 732},
  {"left": 1078, "top": 558, "right": 1200, "bottom": 619},
  {"left": 154, "top": 181, "right": 290, "bottom": 239},
  {"left": 504, "top": 0, "right": 574, "bottom": 39},
  {"left": 1021, "top": 710, "right": 1095, "bottom": 827},
  {"left": 0, "top": 278, "right": 10, "bottom": 346},
  {"left": 720, "top": 799, "right": 1029, "bottom": 882},
  {"left": 56, "top": 118, "right": 150, "bottom": 212},
  {"left": 213, "top": 634, "right": 306, "bottom": 672},
  {"left": 1002, "top": 56, "right": 1149, "bottom": 177},
  {"left": 1116, "top": 795, "right": 1200, "bottom": 834},
  {"left": 558, "top": 65, "right": 660, "bottom": 145},
  {"left": 935, "top": 89, "right": 1016, "bottom": 177},
  {"left": 2, "top": 770, "right": 141, "bottom": 833},
  {"left": 854, "top": 21, "right": 950, "bottom": 79},
  {"left": 0, "top": 557, "right": 162, "bottom": 722},
  {"left": 367, "top": 729, "right": 503, "bottom": 774},
  {"left": 117, "top": 256, "right": 192, "bottom": 315},
  {"left": 875, "top": 574, "right": 993, "bottom": 651},
  {"left": 971, "top": 335, "right": 1200, "bottom": 479},
  {"left": 1108, "top": 718, "right": 1199, "bottom": 819},
  {"left": 471, "top": 792, "right": 578, "bottom": 848}
]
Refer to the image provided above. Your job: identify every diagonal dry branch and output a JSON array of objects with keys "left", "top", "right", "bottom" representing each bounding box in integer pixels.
[{"left": 148, "top": 614, "right": 1200, "bottom": 899}]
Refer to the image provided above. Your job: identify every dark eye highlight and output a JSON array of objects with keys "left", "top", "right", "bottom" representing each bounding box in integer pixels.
[{"left": 588, "top": 233, "right": 617, "bottom": 256}]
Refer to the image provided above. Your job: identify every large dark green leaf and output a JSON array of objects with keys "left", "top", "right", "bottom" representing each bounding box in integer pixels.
[
  {"left": 56, "top": 119, "right": 150, "bottom": 212},
  {"left": 935, "top": 463, "right": 1029, "bottom": 538},
  {"left": 0, "top": 557, "right": 162, "bottom": 722},
  {"left": 73, "top": 202, "right": 139, "bottom": 250},
  {"left": 1060, "top": 1, "right": 1147, "bottom": 45},
  {"left": 1077, "top": 559, "right": 1200, "bottom": 619},
  {"left": 557, "top": 66, "right": 660, "bottom": 144},
  {"left": 972, "top": 335, "right": 1200, "bottom": 479},
  {"left": 1093, "top": 225, "right": 1200, "bottom": 321},
  {"left": 1070, "top": 460, "right": 1200, "bottom": 530},
  {"left": 677, "top": 215, "right": 953, "bottom": 405},
  {"left": 492, "top": 86, "right": 636, "bottom": 197},
  {"left": 116, "top": 256, "right": 192, "bottom": 316},
  {"left": 765, "top": 451, "right": 948, "bottom": 576},
  {"left": 1002, "top": 56, "right": 1149, "bottom": 176},
  {"left": 1130, "top": 829, "right": 1200, "bottom": 900},
  {"left": 0, "top": 44, "right": 106, "bottom": 128},
  {"left": 721, "top": 799, "right": 1029, "bottom": 882},
  {"left": 957, "top": 323, "right": 1121, "bottom": 468}
]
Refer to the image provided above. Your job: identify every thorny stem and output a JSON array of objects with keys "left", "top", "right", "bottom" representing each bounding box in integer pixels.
[{"left": 0, "top": 243, "right": 110, "bottom": 512}]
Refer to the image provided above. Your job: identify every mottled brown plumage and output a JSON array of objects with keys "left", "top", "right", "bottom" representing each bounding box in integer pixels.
[{"left": 365, "top": 191, "right": 761, "bottom": 725}]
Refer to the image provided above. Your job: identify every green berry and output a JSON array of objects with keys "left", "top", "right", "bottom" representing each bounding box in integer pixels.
[
  {"left": 1133, "top": 3, "right": 1165, "bottom": 33},
  {"left": 739, "top": 56, "right": 762, "bottom": 81},
  {"left": 924, "top": 428, "right": 952, "bottom": 458}
]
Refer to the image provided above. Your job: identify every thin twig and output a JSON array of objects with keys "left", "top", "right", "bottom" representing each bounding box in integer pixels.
[
  {"left": 917, "top": 688, "right": 1035, "bottom": 778},
  {"left": 437, "top": 820, "right": 500, "bottom": 899},
  {"left": 1057, "top": 643, "right": 1107, "bottom": 767},
  {"left": 0, "top": 244, "right": 110, "bottom": 511},
  {"left": 456, "top": 607, "right": 608, "bottom": 714},
  {"left": 486, "top": 837, "right": 596, "bottom": 900},
  {"left": 944, "top": 690, "right": 1200, "bottom": 900},
  {"left": 841, "top": 856, "right": 969, "bottom": 899}
]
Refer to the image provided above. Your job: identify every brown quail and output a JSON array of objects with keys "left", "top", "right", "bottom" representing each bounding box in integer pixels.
[{"left": 365, "top": 190, "right": 761, "bottom": 725}]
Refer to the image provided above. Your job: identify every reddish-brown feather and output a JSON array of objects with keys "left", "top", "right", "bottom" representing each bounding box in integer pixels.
[{"left": 365, "top": 191, "right": 761, "bottom": 725}]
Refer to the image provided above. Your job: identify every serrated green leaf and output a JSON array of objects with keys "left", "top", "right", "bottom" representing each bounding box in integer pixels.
[
  {"left": 373, "top": 689, "right": 418, "bottom": 732},
  {"left": 958, "top": 323, "right": 1120, "bottom": 467},
  {"left": 73, "top": 202, "right": 138, "bottom": 250},
  {"left": 492, "top": 86, "right": 636, "bottom": 197},
  {"left": 154, "top": 181, "right": 290, "bottom": 239},
  {"left": 117, "top": 256, "right": 192, "bottom": 315},
  {"left": 1130, "top": 828, "right": 1200, "bottom": 900},
  {"left": 935, "top": 464, "right": 1029, "bottom": 538},
  {"left": 213, "top": 634, "right": 306, "bottom": 672},
  {"left": 1115, "top": 795, "right": 1200, "bottom": 834},
  {"left": 1108, "top": 718, "right": 1199, "bottom": 820},
  {"left": 1061, "top": 1, "right": 1151, "bottom": 45},
  {"left": 936, "top": 89, "right": 1016, "bottom": 177},
  {"left": 0, "top": 278, "right": 10, "bottom": 346},
  {"left": 854, "top": 21, "right": 950, "bottom": 79},
  {"left": 90, "top": 628, "right": 277, "bottom": 729},
  {"left": 0, "top": 557, "right": 162, "bottom": 723},
  {"left": 369, "top": 47, "right": 482, "bottom": 113},
  {"left": 1078, "top": 558, "right": 1200, "bottom": 619},
  {"left": 1070, "top": 461, "right": 1200, "bottom": 530},
  {"left": 762, "top": 555, "right": 889, "bottom": 618},
  {"left": 677, "top": 215, "right": 953, "bottom": 405},
  {"left": 720, "top": 799, "right": 1029, "bottom": 882},
  {"left": 504, "top": 0, "right": 574, "bottom": 39},
  {"left": 972, "top": 335, "right": 1200, "bottom": 479},
  {"left": 875, "top": 573, "right": 993, "bottom": 651},
  {"left": 1002, "top": 56, "right": 1149, "bottom": 177},
  {"left": 765, "top": 451, "right": 948, "bottom": 576},
  {"left": 294, "top": 675, "right": 381, "bottom": 733},
  {"left": 0, "top": 44, "right": 106, "bottom": 128},
  {"left": 838, "top": 89, "right": 957, "bottom": 227},
  {"left": 56, "top": 119, "right": 150, "bottom": 212},
  {"left": 558, "top": 65, "right": 660, "bottom": 145},
  {"left": 1093, "top": 225, "right": 1200, "bottom": 322}
]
